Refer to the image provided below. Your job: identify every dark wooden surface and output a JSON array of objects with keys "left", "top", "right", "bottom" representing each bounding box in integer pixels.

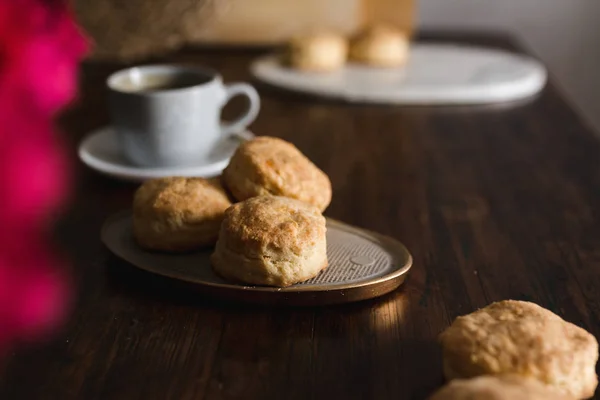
[{"left": 1, "top": 32, "right": 600, "bottom": 399}]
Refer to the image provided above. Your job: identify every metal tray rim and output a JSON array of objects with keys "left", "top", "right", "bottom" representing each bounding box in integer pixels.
[{"left": 101, "top": 210, "right": 413, "bottom": 303}]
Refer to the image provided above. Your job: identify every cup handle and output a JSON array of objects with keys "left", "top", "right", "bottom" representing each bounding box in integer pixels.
[{"left": 220, "top": 83, "right": 260, "bottom": 137}]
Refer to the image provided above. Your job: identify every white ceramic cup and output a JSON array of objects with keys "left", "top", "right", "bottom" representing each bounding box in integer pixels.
[{"left": 107, "top": 65, "right": 260, "bottom": 167}]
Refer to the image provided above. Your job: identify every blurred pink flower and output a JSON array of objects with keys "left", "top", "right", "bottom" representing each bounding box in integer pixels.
[
  {"left": 0, "top": 0, "right": 87, "bottom": 354},
  {"left": 1, "top": 121, "right": 70, "bottom": 228}
]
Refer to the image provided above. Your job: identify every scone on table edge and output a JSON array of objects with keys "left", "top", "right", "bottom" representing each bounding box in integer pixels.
[
  {"left": 439, "top": 300, "right": 598, "bottom": 399},
  {"left": 133, "top": 177, "right": 232, "bottom": 252},
  {"left": 428, "top": 375, "right": 573, "bottom": 400},
  {"left": 222, "top": 136, "right": 332, "bottom": 212},
  {"left": 286, "top": 31, "right": 348, "bottom": 72},
  {"left": 211, "top": 195, "right": 328, "bottom": 287}
]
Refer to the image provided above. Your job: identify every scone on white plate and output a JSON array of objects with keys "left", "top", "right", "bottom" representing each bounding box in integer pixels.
[
  {"left": 211, "top": 195, "right": 327, "bottom": 287},
  {"left": 287, "top": 31, "right": 348, "bottom": 72},
  {"left": 439, "top": 300, "right": 599, "bottom": 399},
  {"left": 350, "top": 24, "right": 409, "bottom": 67}
]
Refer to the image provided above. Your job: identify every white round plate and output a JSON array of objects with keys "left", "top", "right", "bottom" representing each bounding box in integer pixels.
[
  {"left": 78, "top": 126, "right": 254, "bottom": 182},
  {"left": 251, "top": 43, "right": 547, "bottom": 105}
]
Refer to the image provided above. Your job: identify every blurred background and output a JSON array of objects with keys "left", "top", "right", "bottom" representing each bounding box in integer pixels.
[
  {"left": 74, "top": 0, "right": 600, "bottom": 132},
  {"left": 420, "top": 0, "right": 600, "bottom": 133}
]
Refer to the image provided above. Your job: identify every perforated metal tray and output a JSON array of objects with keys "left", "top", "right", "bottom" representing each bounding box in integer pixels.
[{"left": 101, "top": 211, "right": 413, "bottom": 305}]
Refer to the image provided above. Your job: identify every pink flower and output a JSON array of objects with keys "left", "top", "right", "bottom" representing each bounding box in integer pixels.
[
  {"left": 0, "top": 120, "right": 70, "bottom": 228},
  {"left": 0, "top": 240, "right": 69, "bottom": 342},
  {"left": 0, "top": 0, "right": 87, "bottom": 355},
  {"left": 0, "top": 0, "right": 86, "bottom": 116}
]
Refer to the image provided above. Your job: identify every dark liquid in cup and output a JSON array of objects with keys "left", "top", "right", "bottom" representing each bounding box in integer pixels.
[{"left": 116, "top": 72, "right": 211, "bottom": 92}]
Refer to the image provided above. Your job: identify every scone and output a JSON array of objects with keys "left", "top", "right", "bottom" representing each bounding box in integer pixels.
[
  {"left": 428, "top": 375, "right": 572, "bottom": 400},
  {"left": 287, "top": 32, "right": 348, "bottom": 72},
  {"left": 211, "top": 196, "right": 327, "bottom": 287},
  {"left": 439, "top": 300, "right": 598, "bottom": 399},
  {"left": 133, "top": 177, "right": 231, "bottom": 251},
  {"left": 350, "top": 24, "right": 409, "bottom": 67},
  {"left": 222, "top": 136, "right": 332, "bottom": 212}
]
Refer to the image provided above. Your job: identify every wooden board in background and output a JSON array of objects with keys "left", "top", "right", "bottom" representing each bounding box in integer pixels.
[{"left": 75, "top": 0, "right": 415, "bottom": 60}]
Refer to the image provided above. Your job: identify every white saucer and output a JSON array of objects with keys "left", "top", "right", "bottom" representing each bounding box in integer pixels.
[
  {"left": 251, "top": 43, "right": 547, "bottom": 105},
  {"left": 78, "top": 126, "right": 254, "bottom": 182}
]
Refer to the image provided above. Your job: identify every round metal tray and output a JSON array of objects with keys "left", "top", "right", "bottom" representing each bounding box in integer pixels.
[{"left": 101, "top": 211, "right": 413, "bottom": 306}]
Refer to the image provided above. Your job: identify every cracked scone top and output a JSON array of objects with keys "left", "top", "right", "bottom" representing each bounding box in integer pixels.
[
  {"left": 211, "top": 196, "right": 327, "bottom": 287},
  {"left": 222, "top": 136, "right": 332, "bottom": 212},
  {"left": 439, "top": 300, "right": 598, "bottom": 399},
  {"left": 133, "top": 177, "right": 231, "bottom": 251},
  {"left": 428, "top": 375, "right": 572, "bottom": 400}
]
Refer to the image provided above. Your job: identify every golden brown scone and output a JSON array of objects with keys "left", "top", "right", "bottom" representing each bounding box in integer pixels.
[
  {"left": 350, "top": 24, "right": 409, "bottom": 67},
  {"left": 133, "top": 177, "right": 231, "bottom": 251},
  {"left": 439, "top": 300, "right": 598, "bottom": 399},
  {"left": 428, "top": 375, "right": 573, "bottom": 400},
  {"left": 211, "top": 196, "right": 327, "bottom": 287},
  {"left": 287, "top": 32, "right": 348, "bottom": 72},
  {"left": 222, "top": 136, "right": 332, "bottom": 212}
]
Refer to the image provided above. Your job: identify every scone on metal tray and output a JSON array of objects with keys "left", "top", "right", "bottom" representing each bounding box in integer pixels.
[
  {"left": 439, "top": 300, "right": 598, "bottom": 399},
  {"left": 133, "top": 177, "right": 231, "bottom": 252},
  {"left": 211, "top": 196, "right": 327, "bottom": 287},
  {"left": 287, "top": 31, "right": 348, "bottom": 72},
  {"left": 222, "top": 136, "right": 332, "bottom": 212},
  {"left": 350, "top": 24, "right": 409, "bottom": 67},
  {"left": 428, "top": 375, "right": 573, "bottom": 400}
]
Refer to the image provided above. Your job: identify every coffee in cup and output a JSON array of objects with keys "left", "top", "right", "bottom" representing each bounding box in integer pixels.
[{"left": 107, "top": 65, "right": 260, "bottom": 167}]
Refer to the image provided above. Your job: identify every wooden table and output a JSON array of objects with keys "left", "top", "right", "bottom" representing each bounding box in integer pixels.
[{"left": 2, "top": 32, "right": 600, "bottom": 399}]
